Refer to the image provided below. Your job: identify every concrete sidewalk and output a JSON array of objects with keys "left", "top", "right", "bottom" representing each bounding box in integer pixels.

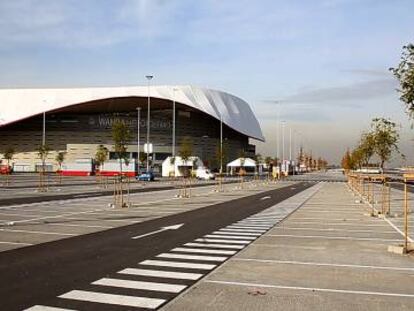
[{"left": 163, "top": 182, "right": 414, "bottom": 311}]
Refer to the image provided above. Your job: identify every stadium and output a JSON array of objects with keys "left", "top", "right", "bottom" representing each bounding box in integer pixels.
[{"left": 0, "top": 85, "right": 264, "bottom": 174}]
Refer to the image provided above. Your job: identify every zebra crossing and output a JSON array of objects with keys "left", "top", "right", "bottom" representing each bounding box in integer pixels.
[{"left": 24, "top": 184, "right": 322, "bottom": 311}]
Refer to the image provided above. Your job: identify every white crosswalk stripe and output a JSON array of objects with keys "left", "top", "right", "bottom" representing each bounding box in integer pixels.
[
  {"left": 92, "top": 278, "right": 186, "bottom": 293},
  {"left": 59, "top": 290, "right": 165, "bottom": 309},
  {"left": 184, "top": 242, "right": 245, "bottom": 249},
  {"left": 118, "top": 268, "right": 203, "bottom": 280},
  {"left": 195, "top": 238, "right": 251, "bottom": 244},
  {"left": 224, "top": 227, "right": 266, "bottom": 232},
  {"left": 204, "top": 234, "right": 256, "bottom": 240},
  {"left": 214, "top": 231, "right": 261, "bottom": 236},
  {"left": 172, "top": 247, "right": 237, "bottom": 255},
  {"left": 140, "top": 259, "right": 216, "bottom": 270},
  {"left": 24, "top": 306, "right": 77, "bottom": 311},
  {"left": 157, "top": 253, "right": 227, "bottom": 262}
]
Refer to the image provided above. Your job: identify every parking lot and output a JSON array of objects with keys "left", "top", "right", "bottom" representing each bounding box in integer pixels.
[{"left": 164, "top": 182, "right": 414, "bottom": 311}]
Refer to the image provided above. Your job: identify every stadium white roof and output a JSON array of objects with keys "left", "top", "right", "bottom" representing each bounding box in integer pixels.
[{"left": 0, "top": 85, "right": 264, "bottom": 141}]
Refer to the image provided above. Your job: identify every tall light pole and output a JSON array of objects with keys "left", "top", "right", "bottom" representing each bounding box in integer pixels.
[
  {"left": 42, "top": 111, "right": 46, "bottom": 146},
  {"left": 289, "top": 127, "right": 292, "bottom": 162},
  {"left": 136, "top": 107, "right": 141, "bottom": 173},
  {"left": 145, "top": 75, "right": 153, "bottom": 172},
  {"left": 276, "top": 102, "right": 280, "bottom": 164},
  {"left": 172, "top": 88, "right": 178, "bottom": 159},
  {"left": 281, "top": 121, "right": 285, "bottom": 163},
  {"left": 220, "top": 114, "right": 223, "bottom": 175}
]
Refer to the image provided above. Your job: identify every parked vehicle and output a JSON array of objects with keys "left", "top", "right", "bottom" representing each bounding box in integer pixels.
[
  {"left": 0, "top": 165, "right": 12, "bottom": 175},
  {"left": 137, "top": 171, "right": 155, "bottom": 181},
  {"left": 196, "top": 168, "right": 215, "bottom": 180}
]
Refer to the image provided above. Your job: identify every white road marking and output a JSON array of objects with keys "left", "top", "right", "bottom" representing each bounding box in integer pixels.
[
  {"left": 92, "top": 277, "right": 186, "bottom": 293},
  {"left": 206, "top": 280, "right": 414, "bottom": 298},
  {"left": 185, "top": 242, "right": 244, "bottom": 249},
  {"left": 47, "top": 223, "right": 114, "bottom": 229},
  {"left": 266, "top": 234, "right": 402, "bottom": 242},
  {"left": 118, "top": 268, "right": 203, "bottom": 280},
  {"left": 140, "top": 259, "right": 216, "bottom": 270},
  {"left": 0, "top": 228, "right": 76, "bottom": 236},
  {"left": 204, "top": 234, "right": 256, "bottom": 240},
  {"left": 225, "top": 227, "right": 266, "bottom": 232},
  {"left": 24, "top": 306, "right": 77, "bottom": 311},
  {"left": 195, "top": 238, "right": 250, "bottom": 244},
  {"left": 234, "top": 258, "right": 414, "bottom": 271},
  {"left": 214, "top": 231, "right": 261, "bottom": 236},
  {"left": 260, "top": 196, "right": 271, "bottom": 200},
  {"left": 277, "top": 227, "right": 396, "bottom": 234},
  {"left": 157, "top": 253, "right": 227, "bottom": 262},
  {"left": 59, "top": 290, "right": 165, "bottom": 309},
  {"left": 232, "top": 224, "right": 271, "bottom": 228},
  {"left": 0, "top": 241, "right": 33, "bottom": 245},
  {"left": 172, "top": 247, "right": 236, "bottom": 255},
  {"left": 131, "top": 223, "right": 184, "bottom": 240}
]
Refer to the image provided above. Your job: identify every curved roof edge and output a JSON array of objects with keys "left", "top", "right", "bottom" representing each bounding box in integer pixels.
[{"left": 0, "top": 85, "right": 265, "bottom": 141}]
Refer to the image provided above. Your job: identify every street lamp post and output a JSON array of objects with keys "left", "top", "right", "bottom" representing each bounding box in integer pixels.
[
  {"left": 281, "top": 121, "right": 285, "bottom": 163},
  {"left": 136, "top": 107, "right": 141, "bottom": 173},
  {"left": 145, "top": 75, "right": 153, "bottom": 172},
  {"left": 220, "top": 114, "right": 223, "bottom": 175},
  {"left": 172, "top": 88, "right": 178, "bottom": 158},
  {"left": 42, "top": 111, "right": 46, "bottom": 146}
]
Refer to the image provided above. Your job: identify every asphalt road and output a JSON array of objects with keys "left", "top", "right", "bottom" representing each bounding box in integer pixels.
[{"left": 0, "top": 181, "right": 312, "bottom": 311}]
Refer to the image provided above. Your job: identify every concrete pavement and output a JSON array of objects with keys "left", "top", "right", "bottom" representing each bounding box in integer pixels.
[{"left": 163, "top": 182, "right": 414, "bottom": 311}]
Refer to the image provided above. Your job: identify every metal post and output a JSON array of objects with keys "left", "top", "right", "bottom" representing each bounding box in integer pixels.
[
  {"left": 136, "top": 107, "right": 141, "bottom": 174},
  {"left": 172, "top": 88, "right": 177, "bottom": 158},
  {"left": 220, "top": 114, "right": 223, "bottom": 175},
  {"left": 42, "top": 111, "right": 46, "bottom": 146},
  {"left": 404, "top": 178, "right": 408, "bottom": 251},
  {"left": 289, "top": 127, "right": 292, "bottom": 162},
  {"left": 145, "top": 75, "right": 153, "bottom": 172},
  {"left": 282, "top": 121, "right": 285, "bottom": 162}
]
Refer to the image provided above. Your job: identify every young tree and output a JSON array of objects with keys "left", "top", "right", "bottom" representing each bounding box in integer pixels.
[
  {"left": 390, "top": 43, "right": 414, "bottom": 118},
  {"left": 95, "top": 145, "right": 109, "bottom": 185},
  {"left": 55, "top": 151, "right": 66, "bottom": 184},
  {"left": 371, "top": 118, "right": 402, "bottom": 168},
  {"left": 3, "top": 147, "right": 15, "bottom": 185},
  {"left": 178, "top": 136, "right": 193, "bottom": 177},
  {"left": 112, "top": 120, "right": 132, "bottom": 176},
  {"left": 178, "top": 137, "right": 193, "bottom": 197},
  {"left": 112, "top": 120, "right": 132, "bottom": 207},
  {"left": 37, "top": 144, "right": 51, "bottom": 190},
  {"left": 359, "top": 132, "right": 376, "bottom": 166},
  {"left": 341, "top": 149, "right": 353, "bottom": 171}
]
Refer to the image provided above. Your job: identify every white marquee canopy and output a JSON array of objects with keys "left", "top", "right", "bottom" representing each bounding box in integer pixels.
[{"left": 0, "top": 85, "right": 264, "bottom": 141}]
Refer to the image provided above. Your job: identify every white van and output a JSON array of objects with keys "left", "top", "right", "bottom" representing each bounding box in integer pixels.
[{"left": 196, "top": 168, "right": 215, "bottom": 180}]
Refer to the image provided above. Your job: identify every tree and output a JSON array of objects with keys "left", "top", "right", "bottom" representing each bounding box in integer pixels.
[
  {"left": 37, "top": 144, "right": 51, "bottom": 190},
  {"left": 55, "top": 151, "right": 66, "bottom": 184},
  {"left": 341, "top": 149, "right": 353, "bottom": 171},
  {"left": 390, "top": 43, "right": 414, "bottom": 118},
  {"left": 371, "top": 118, "right": 402, "bottom": 168},
  {"left": 178, "top": 136, "right": 193, "bottom": 177},
  {"left": 112, "top": 120, "right": 132, "bottom": 207},
  {"left": 112, "top": 120, "right": 132, "bottom": 176},
  {"left": 2, "top": 147, "right": 15, "bottom": 185},
  {"left": 95, "top": 145, "right": 109, "bottom": 171},
  {"left": 359, "top": 132, "right": 376, "bottom": 166}
]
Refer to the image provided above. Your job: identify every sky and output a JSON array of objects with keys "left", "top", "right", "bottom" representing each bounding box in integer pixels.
[{"left": 0, "top": 0, "right": 413, "bottom": 165}]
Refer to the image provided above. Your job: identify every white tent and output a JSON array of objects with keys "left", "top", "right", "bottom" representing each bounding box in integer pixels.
[
  {"left": 162, "top": 156, "right": 204, "bottom": 177},
  {"left": 226, "top": 158, "right": 257, "bottom": 167}
]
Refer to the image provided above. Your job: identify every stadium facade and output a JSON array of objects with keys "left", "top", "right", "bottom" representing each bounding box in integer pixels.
[{"left": 0, "top": 85, "right": 264, "bottom": 173}]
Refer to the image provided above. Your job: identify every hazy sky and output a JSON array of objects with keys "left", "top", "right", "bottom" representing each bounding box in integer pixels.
[{"left": 1, "top": 0, "right": 413, "bottom": 165}]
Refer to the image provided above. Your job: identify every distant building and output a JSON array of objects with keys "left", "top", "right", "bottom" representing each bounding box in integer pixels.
[{"left": 0, "top": 85, "right": 264, "bottom": 173}]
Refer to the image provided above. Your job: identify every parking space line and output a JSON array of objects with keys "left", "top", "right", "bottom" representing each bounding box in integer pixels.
[
  {"left": 265, "top": 234, "right": 402, "bottom": 242},
  {"left": 24, "top": 305, "right": 78, "bottom": 311},
  {"left": 206, "top": 280, "right": 414, "bottom": 298},
  {"left": 0, "top": 241, "right": 33, "bottom": 246},
  {"left": 45, "top": 223, "right": 114, "bottom": 229},
  {"left": 0, "top": 228, "right": 76, "bottom": 236},
  {"left": 275, "top": 227, "right": 396, "bottom": 234},
  {"left": 233, "top": 258, "right": 414, "bottom": 271}
]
